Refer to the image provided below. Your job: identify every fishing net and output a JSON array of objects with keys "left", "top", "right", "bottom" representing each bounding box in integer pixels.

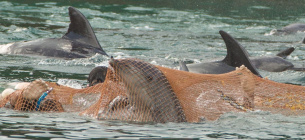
[
  {"left": 1, "top": 58, "right": 305, "bottom": 123},
  {"left": 0, "top": 79, "right": 104, "bottom": 113}
]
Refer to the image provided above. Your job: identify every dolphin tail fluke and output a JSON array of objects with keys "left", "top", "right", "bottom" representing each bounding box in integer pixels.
[
  {"left": 219, "top": 30, "right": 262, "bottom": 77},
  {"left": 179, "top": 61, "right": 189, "bottom": 71},
  {"left": 63, "top": 7, "right": 108, "bottom": 56},
  {"left": 276, "top": 47, "right": 295, "bottom": 59}
]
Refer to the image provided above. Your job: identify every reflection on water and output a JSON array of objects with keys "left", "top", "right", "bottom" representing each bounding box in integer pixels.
[{"left": 0, "top": 0, "right": 305, "bottom": 139}]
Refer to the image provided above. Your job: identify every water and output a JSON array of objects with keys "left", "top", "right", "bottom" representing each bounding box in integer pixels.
[{"left": 0, "top": 0, "right": 305, "bottom": 139}]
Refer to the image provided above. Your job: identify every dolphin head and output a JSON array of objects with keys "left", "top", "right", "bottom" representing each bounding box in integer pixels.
[
  {"left": 87, "top": 66, "right": 108, "bottom": 86},
  {"left": 109, "top": 58, "right": 156, "bottom": 87}
]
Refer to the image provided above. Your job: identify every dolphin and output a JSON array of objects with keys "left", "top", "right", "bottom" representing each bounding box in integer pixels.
[
  {"left": 223, "top": 34, "right": 304, "bottom": 72},
  {"left": 108, "top": 58, "right": 186, "bottom": 123},
  {"left": 0, "top": 7, "right": 108, "bottom": 59},
  {"left": 270, "top": 23, "right": 305, "bottom": 35},
  {"left": 181, "top": 31, "right": 303, "bottom": 74},
  {"left": 249, "top": 52, "right": 293, "bottom": 72},
  {"left": 180, "top": 30, "right": 262, "bottom": 77},
  {"left": 87, "top": 66, "right": 108, "bottom": 86}
]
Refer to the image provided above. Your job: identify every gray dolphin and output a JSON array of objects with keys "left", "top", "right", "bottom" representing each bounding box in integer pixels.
[
  {"left": 87, "top": 66, "right": 108, "bottom": 86},
  {"left": 180, "top": 31, "right": 303, "bottom": 74},
  {"left": 249, "top": 54, "right": 293, "bottom": 72},
  {"left": 0, "top": 7, "right": 108, "bottom": 59},
  {"left": 270, "top": 23, "right": 305, "bottom": 35},
  {"left": 108, "top": 58, "right": 186, "bottom": 123},
  {"left": 180, "top": 30, "right": 262, "bottom": 77},
  {"left": 222, "top": 33, "right": 303, "bottom": 72}
]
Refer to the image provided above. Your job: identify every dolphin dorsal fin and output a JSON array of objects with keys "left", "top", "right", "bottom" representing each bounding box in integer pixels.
[
  {"left": 179, "top": 61, "right": 189, "bottom": 71},
  {"left": 220, "top": 30, "right": 262, "bottom": 77},
  {"left": 62, "top": 7, "right": 107, "bottom": 56},
  {"left": 276, "top": 47, "right": 295, "bottom": 59}
]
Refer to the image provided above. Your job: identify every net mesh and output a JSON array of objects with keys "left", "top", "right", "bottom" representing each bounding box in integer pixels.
[{"left": 1, "top": 58, "right": 305, "bottom": 123}]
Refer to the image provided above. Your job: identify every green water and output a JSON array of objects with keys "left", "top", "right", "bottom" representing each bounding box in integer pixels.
[{"left": 1, "top": 0, "right": 305, "bottom": 139}]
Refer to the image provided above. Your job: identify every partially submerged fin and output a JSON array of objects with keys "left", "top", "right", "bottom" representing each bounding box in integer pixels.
[
  {"left": 220, "top": 30, "right": 262, "bottom": 77},
  {"left": 62, "top": 7, "right": 108, "bottom": 56},
  {"left": 179, "top": 61, "right": 189, "bottom": 71},
  {"left": 276, "top": 47, "right": 295, "bottom": 59},
  {"left": 288, "top": 67, "right": 305, "bottom": 71}
]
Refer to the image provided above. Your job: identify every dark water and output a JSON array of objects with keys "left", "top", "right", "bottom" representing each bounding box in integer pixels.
[{"left": 1, "top": 0, "right": 305, "bottom": 139}]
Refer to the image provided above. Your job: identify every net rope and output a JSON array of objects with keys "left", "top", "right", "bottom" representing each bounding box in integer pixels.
[{"left": 1, "top": 58, "right": 305, "bottom": 123}]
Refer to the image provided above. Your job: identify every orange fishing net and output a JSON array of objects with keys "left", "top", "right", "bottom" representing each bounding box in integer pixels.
[{"left": 1, "top": 58, "right": 305, "bottom": 123}]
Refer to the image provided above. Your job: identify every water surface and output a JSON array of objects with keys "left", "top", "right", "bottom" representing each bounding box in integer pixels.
[{"left": 1, "top": 0, "right": 305, "bottom": 139}]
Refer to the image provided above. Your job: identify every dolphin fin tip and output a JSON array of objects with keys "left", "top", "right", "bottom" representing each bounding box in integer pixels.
[
  {"left": 179, "top": 60, "right": 189, "bottom": 71},
  {"left": 276, "top": 47, "right": 295, "bottom": 58}
]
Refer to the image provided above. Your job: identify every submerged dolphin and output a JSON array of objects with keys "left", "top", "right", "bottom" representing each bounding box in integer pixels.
[
  {"left": 180, "top": 30, "right": 262, "bottom": 77},
  {"left": 0, "top": 7, "right": 108, "bottom": 59},
  {"left": 180, "top": 31, "right": 302, "bottom": 74},
  {"left": 270, "top": 23, "right": 305, "bottom": 35}
]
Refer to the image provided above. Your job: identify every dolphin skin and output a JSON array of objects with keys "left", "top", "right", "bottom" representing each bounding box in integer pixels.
[
  {"left": 87, "top": 66, "right": 108, "bottom": 86},
  {"left": 181, "top": 30, "right": 301, "bottom": 74},
  {"left": 249, "top": 55, "right": 293, "bottom": 72},
  {"left": 275, "top": 47, "right": 295, "bottom": 59},
  {"left": 0, "top": 7, "right": 108, "bottom": 59},
  {"left": 109, "top": 58, "right": 186, "bottom": 123},
  {"left": 248, "top": 47, "right": 295, "bottom": 72},
  {"left": 180, "top": 30, "right": 262, "bottom": 77}
]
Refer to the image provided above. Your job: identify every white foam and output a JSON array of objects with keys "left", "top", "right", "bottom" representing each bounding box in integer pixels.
[
  {"left": 132, "top": 25, "right": 155, "bottom": 31},
  {"left": 0, "top": 43, "right": 13, "bottom": 54},
  {"left": 37, "top": 53, "right": 109, "bottom": 67},
  {"left": 57, "top": 79, "right": 82, "bottom": 89}
]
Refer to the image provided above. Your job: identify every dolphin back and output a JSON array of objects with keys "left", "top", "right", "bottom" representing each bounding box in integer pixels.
[{"left": 220, "top": 30, "right": 262, "bottom": 77}]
